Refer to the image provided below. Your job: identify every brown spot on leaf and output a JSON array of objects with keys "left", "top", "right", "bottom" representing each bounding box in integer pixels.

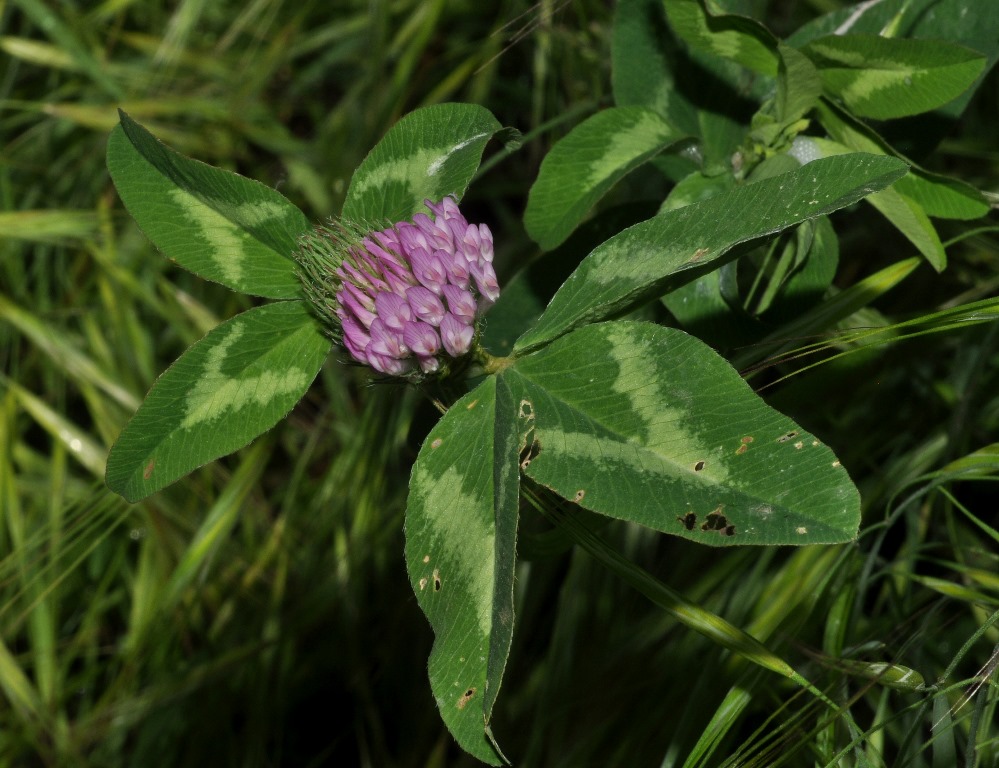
[
  {"left": 143, "top": 459, "right": 155, "bottom": 479},
  {"left": 689, "top": 247, "right": 710, "bottom": 262},
  {"left": 457, "top": 688, "right": 476, "bottom": 709},
  {"left": 741, "top": 436, "right": 754, "bottom": 444},
  {"left": 419, "top": 577, "right": 428, "bottom": 590},
  {"left": 736, "top": 444, "right": 748, "bottom": 455},
  {"left": 422, "top": 555, "right": 430, "bottom": 563},
  {"left": 518, "top": 399, "right": 534, "bottom": 421},
  {"left": 431, "top": 438, "right": 443, "bottom": 450},
  {"left": 466, "top": 399, "right": 479, "bottom": 410},
  {"left": 573, "top": 489, "right": 585, "bottom": 503}
]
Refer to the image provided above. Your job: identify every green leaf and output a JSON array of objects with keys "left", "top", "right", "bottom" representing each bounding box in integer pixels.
[
  {"left": 612, "top": 0, "right": 698, "bottom": 132},
  {"left": 405, "top": 376, "right": 520, "bottom": 765},
  {"left": 663, "top": 268, "right": 758, "bottom": 349},
  {"left": 503, "top": 322, "right": 860, "bottom": 545},
  {"left": 801, "top": 34, "right": 986, "bottom": 120},
  {"left": 664, "top": 216, "right": 838, "bottom": 348},
  {"left": 807, "top": 137, "right": 946, "bottom": 270},
  {"left": 814, "top": 99, "right": 989, "bottom": 220},
  {"left": 663, "top": 0, "right": 780, "bottom": 77},
  {"left": 660, "top": 169, "right": 735, "bottom": 212},
  {"left": 524, "top": 107, "right": 684, "bottom": 251},
  {"left": 868, "top": 189, "right": 945, "bottom": 271},
  {"left": 776, "top": 43, "right": 822, "bottom": 124},
  {"left": 341, "top": 103, "right": 503, "bottom": 223},
  {"left": 612, "top": 0, "right": 761, "bottom": 170},
  {"left": 762, "top": 215, "right": 839, "bottom": 323},
  {"left": 107, "top": 112, "right": 308, "bottom": 299},
  {"left": 789, "top": 0, "right": 999, "bottom": 157},
  {"left": 514, "top": 153, "right": 908, "bottom": 353},
  {"left": 106, "top": 301, "right": 331, "bottom": 502},
  {"left": 482, "top": 204, "right": 659, "bottom": 357}
]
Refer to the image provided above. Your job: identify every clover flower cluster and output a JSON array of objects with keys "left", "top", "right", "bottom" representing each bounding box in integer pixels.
[{"left": 297, "top": 197, "right": 498, "bottom": 377}]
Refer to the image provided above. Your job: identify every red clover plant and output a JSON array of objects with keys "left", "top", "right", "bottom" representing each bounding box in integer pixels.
[{"left": 105, "top": 0, "right": 994, "bottom": 760}]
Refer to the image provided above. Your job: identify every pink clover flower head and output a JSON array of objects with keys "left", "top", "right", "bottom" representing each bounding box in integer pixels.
[{"left": 296, "top": 196, "right": 497, "bottom": 378}]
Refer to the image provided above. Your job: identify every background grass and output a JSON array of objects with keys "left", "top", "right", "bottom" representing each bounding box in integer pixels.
[{"left": 1, "top": 0, "right": 998, "bottom": 766}]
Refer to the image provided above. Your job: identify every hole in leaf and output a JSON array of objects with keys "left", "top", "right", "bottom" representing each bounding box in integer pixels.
[
  {"left": 693, "top": 460, "right": 705, "bottom": 472},
  {"left": 573, "top": 489, "right": 585, "bottom": 503},
  {"left": 677, "top": 512, "right": 697, "bottom": 530},
  {"left": 777, "top": 431, "right": 799, "bottom": 443},
  {"left": 520, "top": 437, "right": 541, "bottom": 470},
  {"left": 701, "top": 507, "right": 732, "bottom": 534},
  {"left": 433, "top": 569, "right": 441, "bottom": 592}
]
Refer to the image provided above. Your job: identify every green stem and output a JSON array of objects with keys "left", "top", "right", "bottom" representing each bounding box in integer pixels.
[{"left": 474, "top": 344, "right": 514, "bottom": 375}]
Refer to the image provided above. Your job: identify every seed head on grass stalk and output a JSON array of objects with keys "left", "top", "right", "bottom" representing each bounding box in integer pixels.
[{"left": 296, "top": 196, "right": 499, "bottom": 380}]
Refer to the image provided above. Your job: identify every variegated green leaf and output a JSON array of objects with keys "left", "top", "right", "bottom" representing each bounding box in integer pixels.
[
  {"left": 503, "top": 321, "right": 860, "bottom": 545},
  {"left": 341, "top": 103, "right": 504, "bottom": 224},
  {"left": 814, "top": 99, "right": 989, "bottom": 220},
  {"left": 663, "top": 0, "right": 780, "bottom": 77},
  {"left": 788, "top": 0, "right": 999, "bottom": 162},
  {"left": 106, "top": 301, "right": 330, "bottom": 502},
  {"left": 801, "top": 34, "right": 986, "bottom": 120},
  {"left": 514, "top": 153, "right": 908, "bottom": 354},
  {"left": 107, "top": 112, "right": 308, "bottom": 299},
  {"left": 405, "top": 376, "right": 520, "bottom": 765},
  {"left": 524, "top": 107, "right": 684, "bottom": 251}
]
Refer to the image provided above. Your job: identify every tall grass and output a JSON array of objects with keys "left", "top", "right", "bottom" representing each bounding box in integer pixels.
[{"left": 2, "top": 0, "right": 997, "bottom": 765}]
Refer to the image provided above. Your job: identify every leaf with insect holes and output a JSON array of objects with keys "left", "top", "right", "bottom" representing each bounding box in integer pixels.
[
  {"left": 406, "top": 376, "right": 521, "bottom": 765},
  {"left": 502, "top": 321, "right": 860, "bottom": 546}
]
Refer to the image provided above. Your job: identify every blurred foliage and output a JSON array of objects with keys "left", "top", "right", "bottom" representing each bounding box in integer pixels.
[{"left": 1, "top": 0, "right": 997, "bottom": 766}]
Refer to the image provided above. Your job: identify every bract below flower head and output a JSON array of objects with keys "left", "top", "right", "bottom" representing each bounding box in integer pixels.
[{"left": 295, "top": 196, "right": 498, "bottom": 378}]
